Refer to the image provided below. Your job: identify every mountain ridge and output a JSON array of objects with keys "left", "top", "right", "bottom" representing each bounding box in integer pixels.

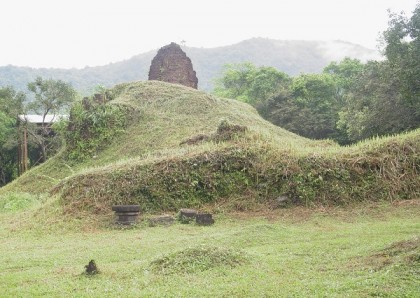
[{"left": 0, "top": 38, "right": 380, "bottom": 94}]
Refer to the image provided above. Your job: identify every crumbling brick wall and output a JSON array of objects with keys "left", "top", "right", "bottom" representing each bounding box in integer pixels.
[{"left": 148, "top": 42, "right": 198, "bottom": 89}]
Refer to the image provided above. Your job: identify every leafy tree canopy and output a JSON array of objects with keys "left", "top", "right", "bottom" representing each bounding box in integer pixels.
[
  {"left": 26, "top": 77, "right": 77, "bottom": 162},
  {"left": 213, "top": 62, "right": 290, "bottom": 105},
  {"left": 0, "top": 86, "right": 25, "bottom": 117},
  {"left": 323, "top": 57, "right": 365, "bottom": 93},
  {"left": 0, "top": 87, "right": 25, "bottom": 186},
  {"left": 382, "top": 4, "right": 420, "bottom": 108},
  {"left": 265, "top": 73, "right": 342, "bottom": 140},
  {"left": 27, "top": 77, "right": 76, "bottom": 119},
  {"left": 337, "top": 60, "right": 418, "bottom": 142}
]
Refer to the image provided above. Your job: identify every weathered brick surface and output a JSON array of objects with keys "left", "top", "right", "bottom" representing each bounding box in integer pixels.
[{"left": 148, "top": 42, "right": 198, "bottom": 89}]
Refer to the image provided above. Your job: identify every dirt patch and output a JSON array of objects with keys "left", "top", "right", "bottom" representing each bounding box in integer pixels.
[
  {"left": 351, "top": 237, "right": 419, "bottom": 271},
  {"left": 392, "top": 199, "right": 420, "bottom": 207},
  {"left": 380, "top": 237, "right": 419, "bottom": 257},
  {"left": 180, "top": 120, "right": 247, "bottom": 146},
  {"left": 213, "top": 120, "right": 247, "bottom": 142},
  {"left": 220, "top": 200, "right": 420, "bottom": 224},
  {"left": 179, "top": 134, "right": 210, "bottom": 145}
]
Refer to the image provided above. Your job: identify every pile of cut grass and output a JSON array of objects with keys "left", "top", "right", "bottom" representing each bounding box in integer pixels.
[
  {"left": 150, "top": 246, "right": 247, "bottom": 275},
  {"left": 359, "top": 237, "right": 419, "bottom": 270}
]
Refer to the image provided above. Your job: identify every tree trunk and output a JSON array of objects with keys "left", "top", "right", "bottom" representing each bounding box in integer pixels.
[{"left": 40, "top": 142, "right": 47, "bottom": 162}]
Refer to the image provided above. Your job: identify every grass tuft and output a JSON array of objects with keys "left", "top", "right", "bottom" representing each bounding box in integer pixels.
[
  {"left": 0, "top": 192, "right": 43, "bottom": 213},
  {"left": 150, "top": 245, "right": 247, "bottom": 275},
  {"left": 361, "top": 237, "right": 420, "bottom": 271}
]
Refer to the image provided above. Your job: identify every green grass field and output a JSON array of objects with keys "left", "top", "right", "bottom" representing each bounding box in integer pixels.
[{"left": 1, "top": 201, "right": 418, "bottom": 297}]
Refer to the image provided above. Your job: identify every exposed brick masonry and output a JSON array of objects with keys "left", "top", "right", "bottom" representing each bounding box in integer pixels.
[{"left": 148, "top": 42, "right": 198, "bottom": 89}]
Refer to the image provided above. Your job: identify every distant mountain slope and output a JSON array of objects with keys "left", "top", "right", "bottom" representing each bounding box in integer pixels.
[{"left": 0, "top": 38, "right": 380, "bottom": 94}]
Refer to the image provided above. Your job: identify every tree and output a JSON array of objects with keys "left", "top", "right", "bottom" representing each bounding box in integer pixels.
[
  {"left": 266, "top": 73, "right": 341, "bottom": 140},
  {"left": 213, "top": 62, "right": 290, "bottom": 105},
  {"left": 337, "top": 6, "right": 420, "bottom": 143},
  {"left": 213, "top": 62, "right": 257, "bottom": 102},
  {"left": 26, "top": 77, "right": 76, "bottom": 162},
  {"left": 382, "top": 4, "right": 420, "bottom": 114},
  {"left": 0, "top": 86, "right": 25, "bottom": 117},
  {"left": 321, "top": 58, "right": 366, "bottom": 143},
  {"left": 323, "top": 57, "right": 365, "bottom": 98},
  {"left": 337, "top": 61, "right": 418, "bottom": 142},
  {"left": 0, "top": 87, "right": 25, "bottom": 185},
  {"left": 0, "top": 111, "right": 15, "bottom": 185}
]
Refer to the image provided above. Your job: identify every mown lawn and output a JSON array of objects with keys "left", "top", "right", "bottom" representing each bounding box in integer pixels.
[{"left": 0, "top": 202, "right": 419, "bottom": 297}]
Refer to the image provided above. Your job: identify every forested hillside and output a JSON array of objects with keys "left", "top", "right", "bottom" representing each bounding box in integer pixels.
[
  {"left": 213, "top": 6, "right": 420, "bottom": 144},
  {"left": 0, "top": 38, "right": 379, "bottom": 94}
]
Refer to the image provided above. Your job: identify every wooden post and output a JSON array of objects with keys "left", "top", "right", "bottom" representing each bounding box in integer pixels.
[
  {"left": 17, "top": 130, "right": 22, "bottom": 176},
  {"left": 18, "top": 123, "right": 28, "bottom": 176},
  {"left": 18, "top": 124, "right": 29, "bottom": 175},
  {"left": 23, "top": 126, "right": 28, "bottom": 173}
]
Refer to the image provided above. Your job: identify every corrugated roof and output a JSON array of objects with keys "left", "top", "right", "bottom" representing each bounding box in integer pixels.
[{"left": 18, "top": 114, "right": 68, "bottom": 124}]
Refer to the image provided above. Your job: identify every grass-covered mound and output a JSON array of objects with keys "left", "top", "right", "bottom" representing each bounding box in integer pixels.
[
  {"left": 1, "top": 81, "right": 419, "bottom": 214},
  {"left": 354, "top": 236, "right": 419, "bottom": 271},
  {"left": 150, "top": 246, "right": 247, "bottom": 275}
]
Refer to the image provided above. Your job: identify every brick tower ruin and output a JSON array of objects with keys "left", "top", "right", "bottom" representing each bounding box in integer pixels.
[{"left": 148, "top": 42, "right": 198, "bottom": 89}]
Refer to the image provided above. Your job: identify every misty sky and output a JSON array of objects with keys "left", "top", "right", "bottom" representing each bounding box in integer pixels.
[{"left": 1, "top": 0, "right": 417, "bottom": 69}]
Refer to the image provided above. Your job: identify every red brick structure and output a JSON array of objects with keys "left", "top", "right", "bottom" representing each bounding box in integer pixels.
[{"left": 148, "top": 42, "right": 198, "bottom": 89}]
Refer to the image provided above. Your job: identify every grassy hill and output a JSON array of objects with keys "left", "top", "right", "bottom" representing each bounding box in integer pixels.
[
  {"left": 1, "top": 81, "right": 418, "bottom": 216},
  {"left": 0, "top": 38, "right": 380, "bottom": 94}
]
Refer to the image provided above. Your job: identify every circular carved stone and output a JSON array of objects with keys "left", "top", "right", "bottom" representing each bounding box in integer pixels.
[
  {"left": 112, "top": 205, "right": 140, "bottom": 212},
  {"left": 112, "top": 205, "right": 140, "bottom": 225}
]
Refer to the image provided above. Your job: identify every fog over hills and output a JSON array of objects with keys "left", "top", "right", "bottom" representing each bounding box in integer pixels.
[{"left": 0, "top": 38, "right": 380, "bottom": 94}]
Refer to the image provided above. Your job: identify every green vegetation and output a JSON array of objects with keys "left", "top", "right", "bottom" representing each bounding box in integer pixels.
[
  {"left": 215, "top": 57, "right": 419, "bottom": 144},
  {"left": 0, "top": 192, "right": 43, "bottom": 213},
  {"left": 0, "top": 202, "right": 418, "bottom": 297},
  {"left": 263, "top": 71, "right": 342, "bottom": 141},
  {"left": 214, "top": 6, "right": 420, "bottom": 144},
  {"left": 0, "top": 87, "right": 25, "bottom": 185},
  {"left": 64, "top": 98, "right": 131, "bottom": 161},
  {"left": 0, "top": 77, "right": 76, "bottom": 187},
  {"left": 383, "top": 5, "right": 420, "bottom": 106},
  {"left": 27, "top": 76, "right": 77, "bottom": 162},
  {"left": 213, "top": 62, "right": 290, "bottom": 105}
]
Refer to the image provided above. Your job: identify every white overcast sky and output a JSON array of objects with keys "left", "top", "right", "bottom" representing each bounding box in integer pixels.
[{"left": 0, "top": 0, "right": 417, "bottom": 69}]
